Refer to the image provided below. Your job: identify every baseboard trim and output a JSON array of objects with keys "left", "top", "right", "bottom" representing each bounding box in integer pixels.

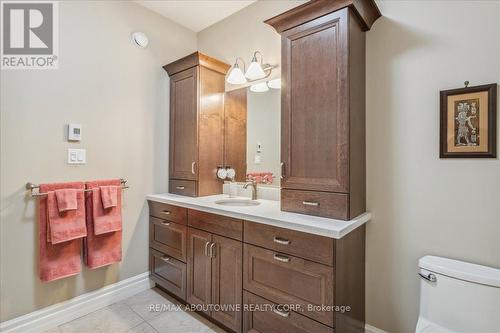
[
  {"left": 0, "top": 272, "right": 151, "bottom": 333},
  {"left": 366, "top": 323, "right": 389, "bottom": 333}
]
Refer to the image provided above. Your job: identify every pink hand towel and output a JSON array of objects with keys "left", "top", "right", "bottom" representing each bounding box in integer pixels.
[
  {"left": 100, "top": 185, "right": 118, "bottom": 209},
  {"left": 39, "top": 182, "right": 84, "bottom": 282},
  {"left": 91, "top": 185, "right": 122, "bottom": 235},
  {"left": 55, "top": 189, "right": 78, "bottom": 212},
  {"left": 84, "top": 179, "right": 122, "bottom": 269},
  {"left": 47, "top": 189, "right": 87, "bottom": 244}
]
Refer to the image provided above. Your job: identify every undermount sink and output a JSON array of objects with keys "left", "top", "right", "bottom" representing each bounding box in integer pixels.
[{"left": 214, "top": 199, "right": 261, "bottom": 207}]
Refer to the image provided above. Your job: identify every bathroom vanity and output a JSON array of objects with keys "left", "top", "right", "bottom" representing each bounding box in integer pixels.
[
  {"left": 152, "top": 1, "right": 381, "bottom": 332},
  {"left": 147, "top": 194, "right": 370, "bottom": 333}
]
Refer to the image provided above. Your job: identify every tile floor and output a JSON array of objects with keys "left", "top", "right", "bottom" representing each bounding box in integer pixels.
[{"left": 44, "top": 287, "right": 227, "bottom": 333}]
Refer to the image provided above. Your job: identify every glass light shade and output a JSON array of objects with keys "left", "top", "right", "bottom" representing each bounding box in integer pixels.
[
  {"left": 250, "top": 82, "right": 269, "bottom": 93},
  {"left": 226, "top": 66, "right": 247, "bottom": 85},
  {"left": 267, "top": 78, "right": 281, "bottom": 89},
  {"left": 245, "top": 61, "right": 266, "bottom": 80}
]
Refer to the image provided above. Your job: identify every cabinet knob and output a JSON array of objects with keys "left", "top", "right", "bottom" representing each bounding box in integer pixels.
[
  {"left": 273, "top": 237, "right": 290, "bottom": 245},
  {"left": 273, "top": 253, "right": 290, "bottom": 263}
]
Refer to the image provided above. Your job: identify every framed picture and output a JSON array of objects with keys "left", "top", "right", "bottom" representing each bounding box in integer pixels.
[{"left": 440, "top": 83, "right": 497, "bottom": 158}]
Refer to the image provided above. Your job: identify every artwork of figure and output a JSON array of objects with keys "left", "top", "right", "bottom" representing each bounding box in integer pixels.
[{"left": 454, "top": 99, "right": 479, "bottom": 146}]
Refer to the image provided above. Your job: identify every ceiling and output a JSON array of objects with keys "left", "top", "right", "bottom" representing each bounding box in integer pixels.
[{"left": 135, "top": 1, "right": 256, "bottom": 32}]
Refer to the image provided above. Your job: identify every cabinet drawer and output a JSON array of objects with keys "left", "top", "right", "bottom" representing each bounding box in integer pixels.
[
  {"left": 244, "top": 221, "right": 334, "bottom": 266},
  {"left": 169, "top": 180, "right": 197, "bottom": 197},
  {"left": 243, "top": 244, "right": 334, "bottom": 327},
  {"left": 188, "top": 210, "right": 242, "bottom": 241},
  {"left": 243, "top": 291, "right": 334, "bottom": 333},
  {"left": 281, "top": 189, "right": 348, "bottom": 220},
  {"left": 148, "top": 201, "right": 187, "bottom": 224},
  {"left": 150, "top": 248, "right": 186, "bottom": 300},
  {"left": 150, "top": 217, "right": 187, "bottom": 262}
]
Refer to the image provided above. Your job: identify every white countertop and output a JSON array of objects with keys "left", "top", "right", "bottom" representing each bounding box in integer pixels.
[{"left": 146, "top": 193, "right": 370, "bottom": 239}]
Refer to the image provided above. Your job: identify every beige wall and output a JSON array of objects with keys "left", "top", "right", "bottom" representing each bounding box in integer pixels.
[
  {"left": 366, "top": 1, "right": 500, "bottom": 332},
  {"left": 0, "top": 1, "right": 197, "bottom": 321},
  {"left": 199, "top": 1, "right": 500, "bottom": 332}
]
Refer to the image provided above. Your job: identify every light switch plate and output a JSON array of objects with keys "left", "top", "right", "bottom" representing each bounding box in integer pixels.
[
  {"left": 254, "top": 155, "right": 262, "bottom": 164},
  {"left": 68, "top": 148, "right": 86, "bottom": 164}
]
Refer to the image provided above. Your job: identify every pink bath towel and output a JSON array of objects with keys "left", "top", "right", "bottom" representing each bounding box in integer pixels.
[
  {"left": 100, "top": 185, "right": 118, "bottom": 209},
  {"left": 55, "top": 188, "right": 78, "bottom": 212},
  {"left": 84, "top": 179, "right": 122, "bottom": 269},
  {"left": 47, "top": 189, "right": 87, "bottom": 244},
  {"left": 91, "top": 185, "right": 122, "bottom": 235},
  {"left": 39, "top": 182, "right": 85, "bottom": 282}
]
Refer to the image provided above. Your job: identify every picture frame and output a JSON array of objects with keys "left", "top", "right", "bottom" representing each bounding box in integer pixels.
[{"left": 440, "top": 83, "right": 497, "bottom": 158}]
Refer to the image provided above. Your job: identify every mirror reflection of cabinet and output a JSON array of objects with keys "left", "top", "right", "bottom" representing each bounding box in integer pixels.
[
  {"left": 223, "top": 87, "right": 281, "bottom": 185},
  {"left": 163, "top": 52, "right": 230, "bottom": 197}
]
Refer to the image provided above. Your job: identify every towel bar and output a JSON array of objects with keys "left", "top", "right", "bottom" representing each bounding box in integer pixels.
[{"left": 26, "top": 178, "right": 129, "bottom": 197}]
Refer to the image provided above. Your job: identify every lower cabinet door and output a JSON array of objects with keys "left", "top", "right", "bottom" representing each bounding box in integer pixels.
[
  {"left": 150, "top": 248, "right": 186, "bottom": 300},
  {"left": 243, "top": 291, "right": 334, "bottom": 333},
  {"left": 211, "top": 235, "right": 242, "bottom": 333},
  {"left": 243, "top": 244, "right": 334, "bottom": 327},
  {"left": 187, "top": 227, "right": 212, "bottom": 314}
]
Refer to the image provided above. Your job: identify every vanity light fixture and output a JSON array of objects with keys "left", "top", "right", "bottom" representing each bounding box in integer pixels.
[
  {"left": 267, "top": 78, "right": 281, "bottom": 89},
  {"left": 226, "top": 58, "right": 247, "bottom": 85},
  {"left": 250, "top": 82, "right": 269, "bottom": 92},
  {"left": 226, "top": 51, "right": 275, "bottom": 84}
]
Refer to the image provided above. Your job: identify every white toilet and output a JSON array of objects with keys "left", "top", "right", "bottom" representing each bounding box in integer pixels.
[{"left": 416, "top": 255, "right": 500, "bottom": 333}]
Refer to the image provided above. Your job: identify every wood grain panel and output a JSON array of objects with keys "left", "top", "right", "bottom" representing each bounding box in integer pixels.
[
  {"left": 281, "top": 189, "right": 349, "bottom": 220},
  {"left": 188, "top": 209, "right": 243, "bottom": 241},
  {"left": 187, "top": 228, "right": 212, "bottom": 314},
  {"left": 198, "top": 66, "right": 225, "bottom": 196},
  {"left": 148, "top": 201, "right": 187, "bottom": 224},
  {"left": 169, "top": 67, "right": 198, "bottom": 181},
  {"left": 211, "top": 235, "right": 243, "bottom": 333},
  {"left": 243, "top": 291, "right": 334, "bottom": 333},
  {"left": 243, "top": 244, "right": 334, "bottom": 326},
  {"left": 150, "top": 248, "right": 186, "bottom": 300},
  {"left": 224, "top": 88, "right": 247, "bottom": 182},
  {"left": 243, "top": 221, "right": 334, "bottom": 266},
  {"left": 163, "top": 51, "right": 230, "bottom": 76},
  {"left": 150, "top": 217, "right": 187, "bottom": 262},
  {"left": 281, "top": 10, "right": 349, "bottom": 194}
]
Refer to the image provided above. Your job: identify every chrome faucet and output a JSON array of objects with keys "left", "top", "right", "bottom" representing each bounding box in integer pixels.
[{"left": 243, "top": 179, "right": 258, "bottom": 200}]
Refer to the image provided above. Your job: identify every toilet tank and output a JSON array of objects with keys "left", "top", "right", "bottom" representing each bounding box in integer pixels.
[{"left": 417, "top": 255, "right": 500, "bottom": 333}]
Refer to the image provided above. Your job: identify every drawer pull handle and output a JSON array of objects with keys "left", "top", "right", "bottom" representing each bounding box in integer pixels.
[
  {"left": 176, "top": 186, "right": 185, "bottom": 190},
  {"left": 161, "top": 210, "right": 171, "bottom": 215},
  {"left": 280, "top": 162, "right": 286, "bottom": 180},
  {"left": 273, "top": 254, "right": 290, "bottom": 263},
  {"left": 161, "top": 221, "right": 170, "bottom": 226},
  {"left": 204, "top": 241, "right": 211, "bottom": 257},
  {"left": 160, "top": 256, "right": 171, "bottom": 262},
  {"left": 191, "top": 162, "right": 196, "bottom": 175},
  {"left": 302, "top": 201, "right": 319, "bottom": 207},
  {"left": 273, "top": 237, "right": 290, "bottom": 245},
  {"left": 209, "top": 242, "right": 216, "bottom": 258},
  {"left": 273, "top": 308, "right": 290, "bottom": 318}
]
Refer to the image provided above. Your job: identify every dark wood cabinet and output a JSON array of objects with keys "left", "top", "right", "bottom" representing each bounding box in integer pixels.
[
  {"left": 223, "top": 88, "right": 247, "bottom": 182},
  {"left": 164, "top": 52, "right": 230, "bottom": 197},
  {"left": 265, "top": 0, "right": 380, "bottom": 220},
  {"left": 150, "top": 248, "right": 186, "bottom": 300},
  {"left": 187, "top": 227, "right": 212, "bottom": 312},
  {"left": 149, "top": 217, "right": 187, "bottom": 262},
  {"left": 187, "top": 216, "right": 243, "bottom": 332}
]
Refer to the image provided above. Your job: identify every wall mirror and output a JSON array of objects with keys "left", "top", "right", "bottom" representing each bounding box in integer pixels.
[{"left": 224, "top": 82, "right": 281, "bottom": 187}]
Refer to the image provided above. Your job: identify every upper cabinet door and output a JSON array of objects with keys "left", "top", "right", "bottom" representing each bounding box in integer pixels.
[
  {"left": 281, "top": 10, "right": 349, "bottom": 193},
  {"left": 170, "top": 67, "right": 198, "bottom": 181}
]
